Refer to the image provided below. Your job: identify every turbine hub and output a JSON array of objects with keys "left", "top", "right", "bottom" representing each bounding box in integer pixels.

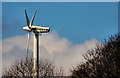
[{"left": 23, "top": 26, "right": 31, "bottom": 32}]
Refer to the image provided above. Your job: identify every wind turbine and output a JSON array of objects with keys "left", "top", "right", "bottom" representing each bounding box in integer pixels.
[{"left": 23, "top": 9, "right": 50, "bottom": 78}]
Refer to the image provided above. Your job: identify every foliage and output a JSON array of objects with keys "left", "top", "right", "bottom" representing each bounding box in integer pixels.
[
  {"left": 71, "top": 34, "right": 120, "bottom": 77},
  {"left": 2, "top": 58, "right": 64, "bottom": 77}
]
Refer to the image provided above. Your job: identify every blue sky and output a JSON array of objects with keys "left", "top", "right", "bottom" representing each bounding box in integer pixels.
[{"left": 2, "top": 2, "right": 118, "bottom": 44}]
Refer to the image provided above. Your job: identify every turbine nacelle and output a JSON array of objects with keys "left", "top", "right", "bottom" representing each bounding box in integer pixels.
[{"left": 23, "top": 26, "right": 50, "bottom": 33}]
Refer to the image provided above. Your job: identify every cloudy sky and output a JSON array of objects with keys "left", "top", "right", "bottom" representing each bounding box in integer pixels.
[{"left": 2, "top": 2, "right": 118, "bottom": 75}]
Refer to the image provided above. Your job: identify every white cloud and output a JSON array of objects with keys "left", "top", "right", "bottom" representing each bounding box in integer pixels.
[{"left": 2, "top": 30, "right": 100, "bottom": 75}]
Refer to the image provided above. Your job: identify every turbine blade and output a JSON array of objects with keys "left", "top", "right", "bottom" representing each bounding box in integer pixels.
[
  {"left": 30, "top": 9, "right": 37, "bottom": 26},
  {"left": 25, "top": 9, "right": 30, "bottom": 27},
  {"left": 26, "top": 32, "right": 30, "bottom": 62}
]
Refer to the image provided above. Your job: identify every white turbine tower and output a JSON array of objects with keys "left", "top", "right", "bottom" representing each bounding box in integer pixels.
[{"left": 23, "top": 9, "right": 50, "bottom": 78}]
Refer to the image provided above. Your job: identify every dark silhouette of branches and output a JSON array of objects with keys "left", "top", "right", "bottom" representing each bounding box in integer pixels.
[
  {"left": 2, "top": 58, "right": 64, "bottom": 77},
  {"left": 71, "top": 33, "right": 120, "bottom": 77}
]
